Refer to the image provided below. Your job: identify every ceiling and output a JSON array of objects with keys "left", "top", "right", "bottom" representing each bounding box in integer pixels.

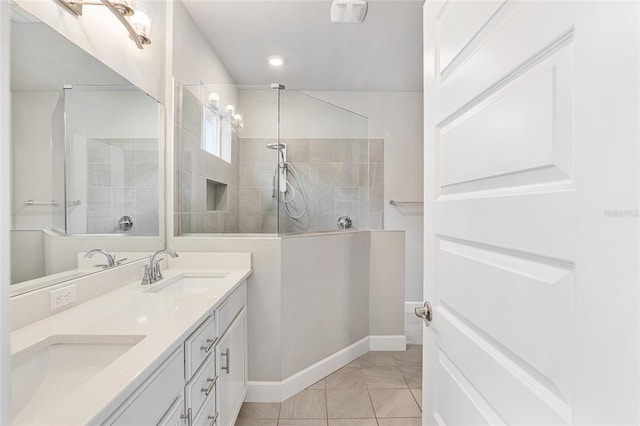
[{"left": 182, "top": 0, "right": 424, "bottom": 92}]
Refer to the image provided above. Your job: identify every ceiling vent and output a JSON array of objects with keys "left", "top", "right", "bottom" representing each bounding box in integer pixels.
[{"left": 331, "top": 0, "right": 368, "bottom": 24}]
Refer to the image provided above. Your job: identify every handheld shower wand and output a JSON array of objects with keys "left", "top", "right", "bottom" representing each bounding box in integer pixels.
[
  {"left": 266, "top": 142, "right": 308, "bottom": 219},
  {"left": 266, "top": 143, "right": 288, "bottom": 194}
]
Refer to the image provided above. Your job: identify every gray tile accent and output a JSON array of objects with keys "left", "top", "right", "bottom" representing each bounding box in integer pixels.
[
  {"left": 181, "top": 87, "right": 202, "bottom": 138},
  {"left": 334, "top": 139, "right": 354, "bottom": 163},
  {"left": 308, "top": 163, "right": 334, "bottom": 188},
  {"left": 353, "top": 139, "right": 369, "bottom": 164},
  {"left": 309, "top": 139, "right": 335, "bottom": 162},
  {"left": 285, "top": 138, "right": 310, "bottom": 162},
  {"left": 369, "top": 139, "right": 384, "bottom": 164},
  {"left": 334, "top": 163, "right": 359, "bottom": 188},
  {"left": 368, "top": 163, "right": 383, "bottom": 188}
]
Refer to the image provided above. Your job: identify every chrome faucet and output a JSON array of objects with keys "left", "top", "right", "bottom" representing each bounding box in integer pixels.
[
  {"left": 84, "top": 249, "right": 116, "bottom": 269},
  {"left": 142, "top": 249, "right": 179, "bottom": 285}
]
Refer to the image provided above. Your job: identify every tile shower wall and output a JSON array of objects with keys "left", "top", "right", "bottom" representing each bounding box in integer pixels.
[
  {"left": 176, "top": 86, "right": 240, "bottom": 234},
  {"left": 239, "top": 138, "right": 383, "bottom": 233},
  {"left": 86, "top": 138, "right": 159, "bottom": 234}
]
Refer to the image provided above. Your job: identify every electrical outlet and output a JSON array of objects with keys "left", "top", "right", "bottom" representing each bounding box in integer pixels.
[{"left": 50, "top": 284, "right": 77, "bottom": 310}]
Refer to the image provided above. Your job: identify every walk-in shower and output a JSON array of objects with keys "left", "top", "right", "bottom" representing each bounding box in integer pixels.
[
  {"left": 175, "top": 83, "right": 382, "bottom": 235},
  {"left": 266, "top": 142, "right": 307, "bottom": 219}
]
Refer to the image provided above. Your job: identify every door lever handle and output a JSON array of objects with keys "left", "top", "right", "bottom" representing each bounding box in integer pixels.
[{"left": 415, "top": 301, "right": 433, "bottom": 327}]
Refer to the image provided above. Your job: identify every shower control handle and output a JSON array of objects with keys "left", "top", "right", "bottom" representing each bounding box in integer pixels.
[{"left": 337, "top": 216, "right": 352, "bottom": 229}]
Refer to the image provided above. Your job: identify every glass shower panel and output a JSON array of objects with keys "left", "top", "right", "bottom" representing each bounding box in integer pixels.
[
  {"left": 177, "top": 84, "right": 278, "bottom": 234},
  {"left": 51, "top": 90, "right": 66, "bottom": 233},
  {"left": 63, "top": 86, "right": 160, "bottom": 235},
  {"left": 277, "top": 90, "right": 369, "bottom": 234}
]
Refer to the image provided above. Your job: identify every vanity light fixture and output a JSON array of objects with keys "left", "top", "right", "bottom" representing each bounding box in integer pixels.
[
  {"left": 54, "top": 0, "right": 152, "bottom": 49},
  {"left": 267, "top": 55, "right": 286, "bottom": 67}
]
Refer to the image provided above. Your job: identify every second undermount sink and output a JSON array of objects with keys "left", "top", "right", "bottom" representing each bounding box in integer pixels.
[
  {"left": 147, "top": 275, "right": 229, "bottom": 294},
  {"left": 12, "top": 335, "right": 144, "bottom": 425}
]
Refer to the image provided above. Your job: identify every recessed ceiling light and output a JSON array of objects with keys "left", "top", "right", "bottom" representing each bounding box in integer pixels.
[{"left": 267, "top": 55, "right": 286, "bottom": 67}]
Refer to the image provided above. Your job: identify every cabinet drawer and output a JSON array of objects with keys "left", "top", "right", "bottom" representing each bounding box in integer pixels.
[
  {"left": 185, "top": 314, "right": 217, "bottom": 378},
  {"left": 186, "top": 352, "right": 217, "bottom": 420},
  {"left": 192, "top": 391, "right": 217, "bottom": 426},
  {"left": 217, "top": 281, "right": 247, "bottom": 335},
  {"left": 110, "top": 348, "right": 183, "bottom": 425}
]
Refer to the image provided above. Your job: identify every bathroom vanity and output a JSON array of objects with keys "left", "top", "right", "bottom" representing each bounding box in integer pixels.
[{"left": 10, "top": 253, "right": 251, "bottom": 426}]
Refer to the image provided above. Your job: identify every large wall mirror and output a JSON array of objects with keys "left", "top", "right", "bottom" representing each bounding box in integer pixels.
[{"left": 10, "top": 2, "right": 164, "bottom": 296}]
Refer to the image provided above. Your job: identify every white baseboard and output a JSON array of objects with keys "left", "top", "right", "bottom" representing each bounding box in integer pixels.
[
  {"left": 246, "top": 335, "right": 406, "bottom": 402},
  {"left": 405, "top": 301, "right": 422, "bottom": 314}
]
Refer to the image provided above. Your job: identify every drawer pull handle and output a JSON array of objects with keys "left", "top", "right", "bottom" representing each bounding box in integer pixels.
[
  {"left": 201, "top": 375, "right": 218, "bottom": 396},
  {"left": 201, "top": 337, "right": 218, "bottom": 353},
  {"left": 221, "top": 348, "right": 230, "bottom": 374},
  {"left": 207, "top": 412, "right": 219, "bottom": 426},
  {"left": 180, "top": 408, "right": 192, "bottom": 426}
]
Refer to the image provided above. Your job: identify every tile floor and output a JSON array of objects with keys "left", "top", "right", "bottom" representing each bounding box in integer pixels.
[{"left": 235, "top": 314, "right": 424, "bottom": 426}]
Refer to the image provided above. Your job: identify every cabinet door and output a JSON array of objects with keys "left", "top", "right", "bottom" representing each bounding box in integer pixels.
[
  {"left": 158, "top": 396, "right": 186, "bottom": 426},
  {"left": 216, "top": 308, "right": 247, "bottom": 426},
  {"left": 110, "top": 348, "right": 183, "bottom": 425}
]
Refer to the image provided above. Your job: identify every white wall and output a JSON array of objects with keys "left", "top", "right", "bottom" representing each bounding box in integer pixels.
[
  {"left": 296, "top": 91, "right": 424, "bottom": 302},
  {"left": 10, "top": 230, "right": 44, "bottom": 283},
  {"left": 0, "top": 0, "right": 11, "bottom": 421},
  {"left": 11, "top": 91, "right": 59, "bottom": 230},
  {"left": 169, "top": 230, "right": 405, "bottom": 386},
  {"left": 171, "top": 1, "right": 234, "bottom": 87},
  {"left": 14, "top": 0, "right": 167, "bottom": 102},
  {"left": 239, "top": 90, "right": 368, "bottom": 139},
  {"left": 43, "top": 231, "right": 162, "bottom": 275},
  {"left": 66, "top": 89, "right": 159, "bottom": 139},
  {"left": 280, "top": 231, "right": 371, "bottom": 377},
  {"left": 168, "top": 236, "right": 284, "bottom": 381}
]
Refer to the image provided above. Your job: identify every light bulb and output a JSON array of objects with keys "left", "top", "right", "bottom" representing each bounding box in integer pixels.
[
  {"left": 267, "top": 55, "right": 286, "bottom": 67},
  {"left": 131, "top": 5, "right": 152, "bottom": 43}
]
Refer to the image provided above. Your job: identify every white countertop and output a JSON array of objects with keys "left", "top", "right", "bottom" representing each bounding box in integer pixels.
[{"left": 10, "top": 268, "right": 251, "bottom": 425}]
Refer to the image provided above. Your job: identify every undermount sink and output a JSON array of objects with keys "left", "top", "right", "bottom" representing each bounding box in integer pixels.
[
  {"left": 12, "top": 335, "right": 144, "bottom": 425},
  {"left": 146, "top": 275, "right": 228, "bottom": 294}
]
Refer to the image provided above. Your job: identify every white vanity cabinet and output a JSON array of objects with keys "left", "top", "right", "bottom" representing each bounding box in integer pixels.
[
  {"left": 216, "top": 307, "right": 247, "bottom": 426},
  {"left": 105, "top": 281, "right": 248, "bottom": 426}
]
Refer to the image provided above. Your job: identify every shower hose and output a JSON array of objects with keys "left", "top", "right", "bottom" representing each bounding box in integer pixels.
[{"left": 273, "top": 162, "right": 308, "bottom": 219}]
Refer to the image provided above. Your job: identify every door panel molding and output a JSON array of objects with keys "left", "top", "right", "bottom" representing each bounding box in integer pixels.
[{"left": 438, "top": 307, "right": 571, "bottom": 425}]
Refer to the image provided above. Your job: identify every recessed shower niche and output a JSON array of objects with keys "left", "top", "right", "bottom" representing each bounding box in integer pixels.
[{"left": 207, "top": 179, "right": 228, "bottom": 211}]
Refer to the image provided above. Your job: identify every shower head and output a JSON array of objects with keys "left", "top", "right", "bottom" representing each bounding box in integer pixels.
[{"left": 266, "top": 142, "right": 287, "bottom": 150}]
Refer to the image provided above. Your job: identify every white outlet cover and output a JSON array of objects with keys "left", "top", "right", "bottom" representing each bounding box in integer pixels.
[{"left": 50, "top": 284, "right": 77, "bottom": 310}]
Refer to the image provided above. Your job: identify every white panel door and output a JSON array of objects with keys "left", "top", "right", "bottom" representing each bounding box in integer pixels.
[{"left": 423, "top": 1, "right": 639, "bottom": 425}]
